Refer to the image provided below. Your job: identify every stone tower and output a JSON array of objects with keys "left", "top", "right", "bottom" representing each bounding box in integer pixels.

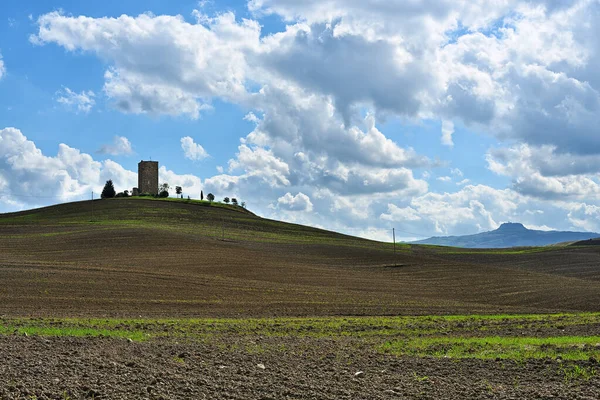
[{"left": 138, "top": 160, "right": 159, "bottom": 195}]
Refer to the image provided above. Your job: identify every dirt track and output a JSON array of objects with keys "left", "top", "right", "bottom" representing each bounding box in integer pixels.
[{"left": 1, "top": 334, "right": 599, "bottom": 400}]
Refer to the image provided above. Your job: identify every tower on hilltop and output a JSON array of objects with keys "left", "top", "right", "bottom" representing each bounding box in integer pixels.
[{"left": 138, "top": 160, "right": 159, "bottom": 195}]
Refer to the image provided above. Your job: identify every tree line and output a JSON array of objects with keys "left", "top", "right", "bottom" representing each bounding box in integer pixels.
[{"left": 101, "top": 180, "right": 246, "bottom": 208}]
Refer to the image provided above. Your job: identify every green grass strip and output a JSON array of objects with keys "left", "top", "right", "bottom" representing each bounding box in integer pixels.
[{"left": 381, "top": 336, "right": 600, "bottom": 360}]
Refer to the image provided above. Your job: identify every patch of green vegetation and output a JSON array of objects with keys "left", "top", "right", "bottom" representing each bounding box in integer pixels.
[
  {"left": 380, "top": 336, "right": 600, "bottom": 360},
  {"left": 2, "top": 312, "right": 600, "bottom": 363},
  {"left": 118, "top": 196, "right": 250, "bottom": 214},
  {"left": 560, "top": 364, "right": 597, "bottom": 383},
  {"left": 0, "top": 324, "right": 147, "bottom": 341}
]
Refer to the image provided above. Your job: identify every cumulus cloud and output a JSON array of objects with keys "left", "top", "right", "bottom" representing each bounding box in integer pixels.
[
  {"left": 0, "top": 127, "right": 135, "bottom": 206},
  {"left": 32, "top": 11, "right": 260, "bottom": 118},
  {"left": 31, "top": 2, "right": 600, "bottom": 157},
  {"left": 56, "top": 87, "right": 95, "bottom": 113},
  {"left": 381, "top": 185, "right": 516, "bottom": 236},
  {"left": 486, "top": 144, "right": 600, "bottom": 200},
  {"left": 97, "top": 136, "right": 133, "bottom": 156},
  {"left": 0, "top": 128, "right": 211, "bottom": 211},
  {"left": 21, "top": 2, "right": 600, "bottom": 239},
  {"left": 181, "top": 136, "right": 209, "bottom": 161},
  {"left": 276, "top": 192, "right": 313, "bottom": 212},
  {"left": 159, "top": 166, "right": 203, "bottom": 198},
  {"left": 228, "top": 144, "right": 291, "bottom": 187}
]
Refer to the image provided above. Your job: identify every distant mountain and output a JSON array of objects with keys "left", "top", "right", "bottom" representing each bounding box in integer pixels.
[{"left": 411, "top": 223, "right": 600, "bottom": 248}]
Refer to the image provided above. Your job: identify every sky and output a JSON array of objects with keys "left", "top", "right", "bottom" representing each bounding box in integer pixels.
[{"left": 1, "top": 0, "right": 600, "bottom": 241}]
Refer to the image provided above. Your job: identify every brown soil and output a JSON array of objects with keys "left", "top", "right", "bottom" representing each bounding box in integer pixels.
[
  {"left": 1, "top": 334, "right": 599, "bottom": 400},
  {"left": 0, "top": 200, "right": 600, "bottom": 317},
  {"left": 2, "top": 200, "right": 600, "bottom": 398}
]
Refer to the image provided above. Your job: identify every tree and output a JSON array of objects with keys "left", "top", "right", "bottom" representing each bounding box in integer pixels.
[
  {"left": 123, "top": 190, "right": 129, "bottom": 197},
  {"left": 175, "top": 186, "right": 182, "bottom": 198},
  {"left": 207, "top": 193, "right": 215, "bottom": 202},
  {"left": 159, "top": 182, "right": 170, "bottom": 198},
  {"left": 223, "top": 197, "right": 230, "bottom": 204},
  {"left": 241, "top": 201, "right": 246, "bottom": 209},
  {"left": 101, "top": 180, "right": 116, "bottom": 199},
  {"left": 231, "top": 198, "right": 238, "bottom": 206},
  {"left": 201, "top": 190, "right": 204, "bottom": 201}
]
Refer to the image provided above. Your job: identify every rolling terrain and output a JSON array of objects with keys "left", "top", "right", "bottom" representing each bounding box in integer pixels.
[
  {"left": 1, "top": 198, "right": 599, "bottom": 317},
  {"left": 411, "top": 222, "right": 600, "bottom": 248},
  {"left": 2, "top": 198, "right": 600, "bottom": 398}
]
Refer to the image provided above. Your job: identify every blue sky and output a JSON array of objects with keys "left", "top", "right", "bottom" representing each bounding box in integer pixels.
[{"left": 1, "top": 0, "right": 599, "bottom": 241}]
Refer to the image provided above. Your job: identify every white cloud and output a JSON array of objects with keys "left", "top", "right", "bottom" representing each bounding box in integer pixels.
[
  {"left": 97, "top": 136, "right": 133, "bottom": 156},
  {"left": 33, "top": 11, "right": 260, "bottom": 117},
  {"left": 22, "top": 3, "right": 600, "bottom": 239},
  {"left": 31, "top": 3, "right": 600, "bottom": 158},
  {"left": 437, "top": 176, "right": 451, "bottom": 182},
  {"left": 56, "top": 87, "right": 95, "bottom": 113},
  {"left": 276, "top": 192, "right": 313, "bottom": 212},
  {"left": 159, "top": 166, "right": 203, "bottom": 198},
  {"left": 181, "top": 136, "right": 209, "bottom": 161},
  {"left": 441, "top": 120, "right": 454, "bottom": 147},
  {"left": 0, "top": 127, "right": 135, "bottom": 207},
  {"left": 0, "top": 127, "right": 213, "bottom": 211},
  {"left": 228, "top": 144, "right": 290, "bottom": 187},
  {"left": 486, "top": 144, "right": 600, "bottom": 200},
  {"left": 451, "top": 168, "right": 463, "bottom": 177}
]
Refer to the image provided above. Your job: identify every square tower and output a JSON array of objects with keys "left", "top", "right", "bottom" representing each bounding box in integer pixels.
[{"left": 138, "top": 160, "right": 159, "bottom": 195}]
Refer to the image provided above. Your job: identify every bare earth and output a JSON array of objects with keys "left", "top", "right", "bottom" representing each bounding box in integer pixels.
[
  {"left": 1, "top": 334, "right": 599, "bottom": 400},
  {"left": 1, "top": 199, "right": 600, "bottom": 398}
]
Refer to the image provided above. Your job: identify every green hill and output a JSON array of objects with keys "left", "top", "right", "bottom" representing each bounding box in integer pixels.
[{"left": 0, "top": 197, "right": 383, "bottom": 248}]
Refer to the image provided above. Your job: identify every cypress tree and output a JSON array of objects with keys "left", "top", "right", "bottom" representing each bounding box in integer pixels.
[{"left": 101, "top": 180, "right": 116, "bottom": 199}]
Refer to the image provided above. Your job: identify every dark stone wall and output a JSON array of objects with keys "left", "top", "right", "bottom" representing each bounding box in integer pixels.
[{"left": 138, "top": 161, "right": 159, "bottom": 195}]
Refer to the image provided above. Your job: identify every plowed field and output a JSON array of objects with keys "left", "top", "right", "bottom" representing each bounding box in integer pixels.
[
  {"left": 2, "top": 198, "right": 600, "bottom": 399},
  {"left": 0, "top": 198, "right": 599, "bottom": 317}
]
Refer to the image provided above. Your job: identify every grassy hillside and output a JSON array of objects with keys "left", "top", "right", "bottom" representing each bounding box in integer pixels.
[
  {"left": 0, "top": 197, "right": 387, "bottom": 248},
  {"left": 1, "top": 198, "right": 600, "bottom": 318}
]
